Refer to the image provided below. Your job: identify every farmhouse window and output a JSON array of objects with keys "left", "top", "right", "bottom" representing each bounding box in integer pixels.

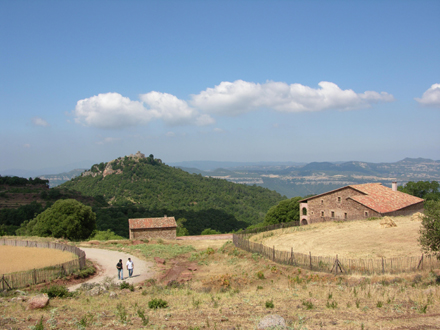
[
  {"left": 364, "top": 211, "right": 368, "bottom": 217},
  {"left": 321, "top": 211, "right": 324, "bottom": 217},
  {"left": 331, "top": 211, "right": 335, "bottom": 218},
  {"left": 344, "top": 213, "right": 347, "bottom": 219},
  {"left": 337, "top": 196, "right": 341, "bottom": 202},
  {"left": 302, "top": 207, "right": 307, "bottom": 216}
]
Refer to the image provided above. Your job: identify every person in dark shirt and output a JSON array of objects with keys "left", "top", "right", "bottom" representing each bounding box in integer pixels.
[{"left": 116, "top": 259, "right": 123, "bottom": 280}]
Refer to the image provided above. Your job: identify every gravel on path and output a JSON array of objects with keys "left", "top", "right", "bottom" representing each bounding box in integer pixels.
[{"left": 68, "top": 247, "right": 154, "bottom": 291}]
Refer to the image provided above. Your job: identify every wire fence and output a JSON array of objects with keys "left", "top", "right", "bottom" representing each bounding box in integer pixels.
[
  {"left": 0, "top": 239, "right": 86, "bottom": 290},
  {"left": 233, "top": 223, "right": 440, "bottom": 275}
]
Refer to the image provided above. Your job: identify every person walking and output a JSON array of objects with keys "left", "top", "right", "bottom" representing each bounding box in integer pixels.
[
  {"left": 126, "top": 257, "right": 134, "bottom": 278},
  {"left": 116, "top": 259, "right": 123, "bottom": 280}
]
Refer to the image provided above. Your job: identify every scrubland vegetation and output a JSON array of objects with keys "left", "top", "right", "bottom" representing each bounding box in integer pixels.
[{"left": 1, "top": 238, "right": 440, "bottom": 329}]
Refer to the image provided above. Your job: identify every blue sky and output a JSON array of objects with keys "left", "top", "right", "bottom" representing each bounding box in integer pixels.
[{"left": 1, "top": 0, "right": 439, "bottom": 173}]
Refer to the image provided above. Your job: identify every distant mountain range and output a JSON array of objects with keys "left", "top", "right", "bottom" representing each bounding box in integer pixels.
[
  {"left": 2, "top": 157, "right": 439, "bottom": 197},
  {"left": 174, "top": 158, "right": 440, "bottom": 197}
]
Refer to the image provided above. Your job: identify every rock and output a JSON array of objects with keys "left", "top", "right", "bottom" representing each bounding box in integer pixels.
[
  {"left": 257, "top": 314, "right": 287, "bottom": 330},
  {"left": 109, "top": 291, "right": 118, "bottom": 299},
  {"left": 154, "top": 257, "right": 166, "bottom": 264},
  {"left": 14, "top": 290, "right": 27, "bottom": 296},
  {"left": 87, "top": 286, "right": 107, "bottom": 296},
  {"left": 27, "top": 294, "right": 49, "bottom": 310}
]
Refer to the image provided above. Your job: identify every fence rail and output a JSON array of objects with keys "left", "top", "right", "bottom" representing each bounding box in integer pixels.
[
  {"left": 0, "top": 239, "right": 86, "bottom": 290},
  {"left": 233, "top": 223, "right": 440, "bottom": 275}
]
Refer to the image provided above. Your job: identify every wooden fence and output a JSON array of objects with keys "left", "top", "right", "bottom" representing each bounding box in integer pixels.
[
  {"left": 233, "top": 225, "right": 440, "bottom": 275},
  {"left": 0, "top": 239, "right": 86, "bottom": 290}
]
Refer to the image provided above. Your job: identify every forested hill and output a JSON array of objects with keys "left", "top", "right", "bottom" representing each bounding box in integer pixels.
[{"left": 60, "top": 153, "right": 285, "bottom": 235}]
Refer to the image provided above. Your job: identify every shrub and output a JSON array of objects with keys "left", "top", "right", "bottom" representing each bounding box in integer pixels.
[
  {"left": 256, "top": 271, "right": 265, "bottom": 279},
  {"left": 119, "top": 281, "right": 130, "bottom": 290},
  {"left": 302, "top": 300, "right": 314, "bottom": 310},
  {"left": 41, "top": 284, "right": 71, "bottom": 298},
  {"left": 137, "top": 308, "right": 149, "bottom": 326},
  {"left": 148, "top": 298, "right": 168, "bottom": 309},
  {"left": 376, "top": 301, "right": 383, "bottom": 308},
  {"left": 326, "top": 300, "right": 338, "bottom": 309},
  {"left": 265, "top": 299, "right": 274, "bottom": 308}
]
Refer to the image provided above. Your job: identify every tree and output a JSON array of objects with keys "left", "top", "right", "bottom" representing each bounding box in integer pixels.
[
  {"left": 398, "top": 181, "right": 440, "bottom": 201},
  {"left": 176, "top": 217, "right": 189, "bottom": 237},
  {"left": 18, "top": 199, "right": 96, "bottom": 240},
  {"left": 264, "top": 196, "right": 302, "bottom": 225},
  {"left": 419, "top": 201, "right": 440, "bottom": 259}
]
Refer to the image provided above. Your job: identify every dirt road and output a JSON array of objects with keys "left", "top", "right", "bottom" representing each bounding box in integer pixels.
[{"left": 68, "top": 247, "right": 154, "bottom": 291}]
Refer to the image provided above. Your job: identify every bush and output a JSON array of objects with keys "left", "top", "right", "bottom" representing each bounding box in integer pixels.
[
  {"left": 148, "top": 298, "right": 168, "bottom": 309},
  {"left": 265, "top": 299, "right": 274, "bottom": 308},
  {"left": 41, "top": 284, "right": 71, "bottom": 298},
  {"left": 256, "top": 271, "right": 265, "bottom": 279},
  {"left": 89, "top": 229, "right": 124, "bottom": 241}
]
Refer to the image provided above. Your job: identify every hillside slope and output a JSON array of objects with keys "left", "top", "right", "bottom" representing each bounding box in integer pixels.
[{"left": 60, "top": 153, "right": 285, "bottom": 234}]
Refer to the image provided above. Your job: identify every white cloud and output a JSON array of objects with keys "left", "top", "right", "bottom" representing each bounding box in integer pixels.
[
  {"left": 96, "top": 137, "right": 121, "bottom": 145},
  {"left": 191, "top": 80, "right": 395, "bottom": 115},
  {"left": 31, "top": 117, "right": 49, "bottom": 127},
  {"left": 72, "top": 81, "right": 394, "bottom": 129},
  {"left": 73, "top": 93, "right": 153, "bottom": 129},
  {"left": 73, "top": 92, "right": 214, "bottom": 129},
  {"left": 140, "top": 91, "right": 214, "bottom": 126},
  {"left": 23, "top": 144, "right": 30, "bottom": 148},
  {"left": 415, "top": 84, "right": 440, "bottom": 107}
]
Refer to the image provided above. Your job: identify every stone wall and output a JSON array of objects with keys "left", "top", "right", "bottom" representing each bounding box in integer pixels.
[
  {"left": 306, "top": 187, "right": 380, "bottom": 224},
  {"left": 130, "top": 227, "right": 176, "bottom": 240},
  {"left": 384, "top": 202, "right": 424, "bottom": 217}
]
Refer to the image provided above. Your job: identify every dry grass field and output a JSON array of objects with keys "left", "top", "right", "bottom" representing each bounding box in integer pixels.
[
  {"left": 250, "top": 216, "right": 423, "bottom": 259},
  {"left": 0, "top": 246, "right": 77, "bottom": 274},
  {"left": 1, "top": 235, "right": 440, "bottom": 329}
]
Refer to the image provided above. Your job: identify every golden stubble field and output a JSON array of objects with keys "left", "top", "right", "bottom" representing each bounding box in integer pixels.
[
  {"left": 251, "top": 216, "right": 423, "bottom": 258},
  {"left": 0, "top": 246, "right": 77, "bottom": 274},
  {"left": 1, "top": 231, "right": 440, "bottom": 330}
]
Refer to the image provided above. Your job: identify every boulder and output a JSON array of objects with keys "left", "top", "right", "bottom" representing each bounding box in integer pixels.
[
  {"left": 109, "top": 291, "right": 118, "bottom": 299},
  {"left": 257, "top": 314, "right": 286, "bottom": 330},
  {"left": 27, "top": 294, "right": 49, "bottom": 310}
]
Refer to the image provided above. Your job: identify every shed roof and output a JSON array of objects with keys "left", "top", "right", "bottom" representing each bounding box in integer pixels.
[
  {"left": 128, "top": 216, "right": 177, "bottom": 229},
  {"left": 300, "top": 183, "right": 424, "bottom": 214}
]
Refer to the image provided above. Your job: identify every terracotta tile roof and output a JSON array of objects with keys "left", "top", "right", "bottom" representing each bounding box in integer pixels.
[
  {"left": 128, "top": 217, "right": 177, "bottom": 229},
  {"left": 348, "top": 183, "right": 424, "bottom": 213}
]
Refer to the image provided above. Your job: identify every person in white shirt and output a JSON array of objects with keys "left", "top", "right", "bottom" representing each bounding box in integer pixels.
[{"left": 126, "top": 258, "right": 134, "bottom": 278}]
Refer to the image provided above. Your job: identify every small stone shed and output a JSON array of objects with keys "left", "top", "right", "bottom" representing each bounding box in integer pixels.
[
  {"left": 128, "top": 216, "right": 177, "bottom": 240},
  {"left": 299, "top": 182, "right": 424, "bottom": 225}
]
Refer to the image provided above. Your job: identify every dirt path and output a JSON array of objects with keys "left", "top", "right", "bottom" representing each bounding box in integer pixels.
[{"left": 68, "top": 247, "right": 154, "bottom": 291}]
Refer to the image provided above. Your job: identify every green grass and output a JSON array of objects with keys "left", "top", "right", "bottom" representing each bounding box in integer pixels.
[{"left": 131, "top": 243, "right": 196, "bottom": 259}]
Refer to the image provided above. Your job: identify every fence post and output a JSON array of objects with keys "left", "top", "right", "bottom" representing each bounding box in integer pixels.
[
  {"left": 417, "top": 254, "right": 424, "bottom": 270},
  {"left": 335, "top": 255, "right": 339, "bottom": 275},
  {"left": 290, "top": 247, "right": 293, "bottom": 265},
  {"left": 382, "top": 257, "right": 384, "bottom": 274},
  {"left": 273, "top": 246, "right": 275, "bottom": 261},
  {"left": 33, "top": 269, "right": 37, "bottom": 285},
  {"left": 309, "top": 252, "right": 312, "bottom": 270}
]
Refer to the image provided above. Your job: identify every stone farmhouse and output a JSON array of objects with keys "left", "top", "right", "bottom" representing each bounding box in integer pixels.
[
  {"left": 128, "top": 216, "right": 177, "bottom": 240},
  {"left": 299, "top": 183, "right": 424, "bottom": 225}
]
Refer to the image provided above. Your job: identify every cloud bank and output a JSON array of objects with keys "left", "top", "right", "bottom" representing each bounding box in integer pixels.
[
  {"left": 191, "top": 81, "right": 394, "bottom": 115},
  {"left": 72, "top": 81, "right": 395, "bottom": 129},
  {"left": 415, "top": 84, "right": 440, "bottom": 107}
]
